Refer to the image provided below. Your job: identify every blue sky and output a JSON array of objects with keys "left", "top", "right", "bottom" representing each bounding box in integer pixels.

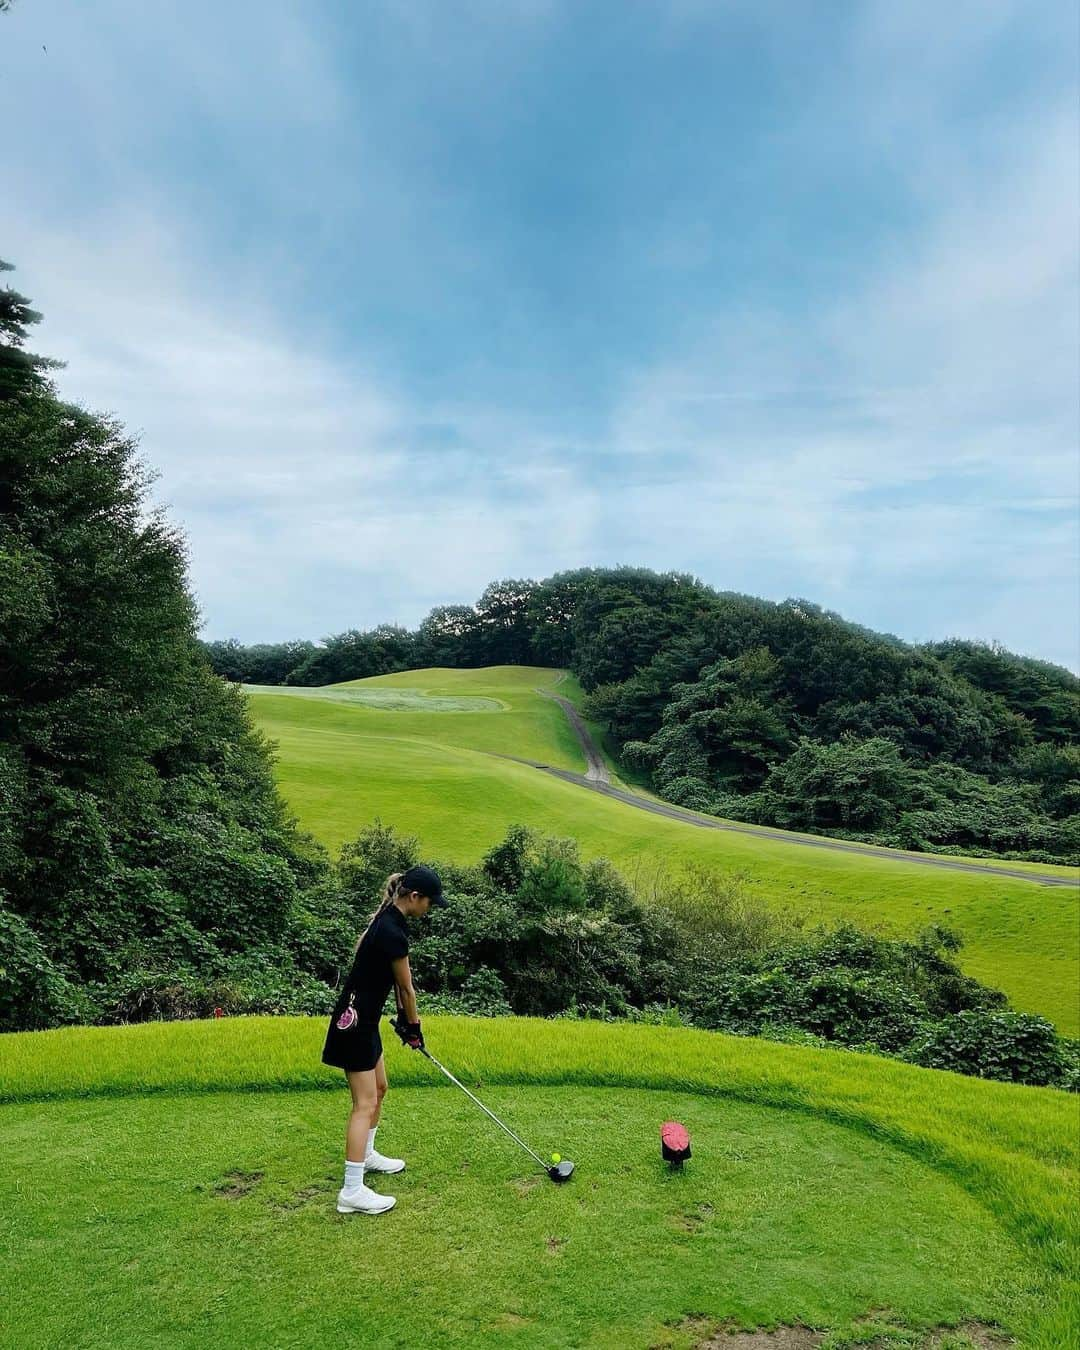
[{"left": 3, "top": 0, "right": 1078, "bottom": 668}]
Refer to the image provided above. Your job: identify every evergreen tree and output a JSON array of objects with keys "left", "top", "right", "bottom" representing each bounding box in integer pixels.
[{"left": 0, "top": 265, "right": 327, "bottom": 1029}]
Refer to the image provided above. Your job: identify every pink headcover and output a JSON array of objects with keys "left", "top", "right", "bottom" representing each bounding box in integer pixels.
[{"left": 661, "top": 1120, "right": 690, "bottom": 1153}]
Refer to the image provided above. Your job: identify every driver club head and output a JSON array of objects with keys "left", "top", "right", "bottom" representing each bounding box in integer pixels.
[{"left": 548, "top": 1159, "right": 575, "bottom": 1183}]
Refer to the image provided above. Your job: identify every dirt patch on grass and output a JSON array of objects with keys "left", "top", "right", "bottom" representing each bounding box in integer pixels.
[
  {"left": 545, "top": 1235, "right": 567, "bottom": 1253},
  {"left": 271, "top": 1180, "right": 336, "bottom": 1212},
  {"left": 509, "top": 1174, "right": 543, "bottom": 1196},
  {"left": 699, "top": 1327, "right": 824, "bottom": 1348},
  {"left": 656, "top": 1313, "right": 1013, "bottom": 1349},
  {"left": 211, "top": 1169, "right": 264, "bottom": 1199},
  {"left": 491, "top": 1312, "right": 533, "bottom": 1330},
  {"left": 671, "top": 1202, "right": 715, "bottom": 1233},
  {"left": 923, "top": 1324, "right": 1013, "bottom": 1349}
]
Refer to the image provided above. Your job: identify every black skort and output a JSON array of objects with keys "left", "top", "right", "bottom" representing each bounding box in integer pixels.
[{"left": 322, "top": 1017, "right": 383, "bottom": 1073}]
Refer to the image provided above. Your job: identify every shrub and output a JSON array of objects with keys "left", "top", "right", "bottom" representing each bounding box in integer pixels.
[
  {"left": 902, "top": 1010, "right": 1068, "bottom": 1087},
  {"left": 662, "top": 775, "right": 716, "bottom": 812},
  {"left": 0, "top": 903, "right": 94, "bottom": 1030},
  {"left": 422, "top": 966, "right": 513, "bottom": 1017},
  {"left": 1057, "top": 1038, "right": 1080, "bottom": 1093},
  {"left": 630, "top": 859, "right": 805, "bottom": 959},
  {"left": 98, "top": 957, "right": 335, "bottom": 1023}
]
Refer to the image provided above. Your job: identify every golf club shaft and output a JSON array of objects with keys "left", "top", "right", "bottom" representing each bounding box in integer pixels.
[
  {"left": 419, "top": 1048, "right": 549, "bottom": 1171},
  {"left": 392, "top": 987, "right": 551, "bottom": 1172}
]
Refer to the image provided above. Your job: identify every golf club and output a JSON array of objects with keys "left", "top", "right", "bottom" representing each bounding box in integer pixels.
[{"left": 392, "top": 1003, "right": 573, "bottom": 1183}]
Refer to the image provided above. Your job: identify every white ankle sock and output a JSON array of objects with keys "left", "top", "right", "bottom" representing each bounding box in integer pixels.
[
  {"left": 365, "top": 1126, "right": 378, "bottom": 1156},
  {"left": 344, "top": 1159, "right": 365, "bottom": 1191}
]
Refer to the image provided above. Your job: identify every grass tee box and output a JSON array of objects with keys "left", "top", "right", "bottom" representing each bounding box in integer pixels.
[
  {"left": 245, "top": 667, "right": 1080, "bottom": 1034},
  {"left": 2, "top": 1016, "right": 1077, "bottom": 1348}
]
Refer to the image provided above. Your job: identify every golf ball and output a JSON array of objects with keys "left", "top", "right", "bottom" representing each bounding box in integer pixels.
[{"left": 551, "top": 1153, "right": 561, "bottom": 1164}]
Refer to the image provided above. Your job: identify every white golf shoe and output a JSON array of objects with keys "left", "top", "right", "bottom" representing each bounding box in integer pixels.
[
  {"left": 363, "top": 1148, "right": 406, "bottom": 1174},
  {"left": 336, "top": 1182, "right": 396, "bottom": 1215}
]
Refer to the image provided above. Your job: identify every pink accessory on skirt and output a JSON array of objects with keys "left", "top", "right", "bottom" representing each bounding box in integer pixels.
[{"left": 336, "top": 993, "right": 358, "bottom": 1031}]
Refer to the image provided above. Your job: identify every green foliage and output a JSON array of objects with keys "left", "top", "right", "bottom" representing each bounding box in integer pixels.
[
  {"left": 927, "top": 637, "right": 1080, "bottom": 742},
  {"left": 96, "top": 961, "right": 318, "bottom": 1022},
  {"left": 0, "top": 903, "right": 93, "bottom": 1030},
  {"left": 638, "top": 860, "right": 805, "bottom": 959},
  {"left": 0, "top": 271, "right": 339, "bottom": 1032},
  {"left": 201, "top": 637, "right": 317, "bottom": 685},
  {"left": 748, "top": 735, "right": 914, "bottom": 831},
  {"left": 903, "top": 1009, "right": 1069, "bottom": 1086},
  {"left": 0, "top": 260, "right": 61, "bottom": 397},
  {"left": 646, "top": 910, "right": 1058, "bottom": 1075},
  {"left": 420, "top": 965, "right": 513, "bottom": 1016}
]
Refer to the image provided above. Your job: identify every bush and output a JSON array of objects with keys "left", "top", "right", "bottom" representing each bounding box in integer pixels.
[
  {"left": 98, "top": 957, "right": 335, "bottom": 1023},
  {"left": 638, "top": 860, "right": 805, "bottom": 959},
  {"left": 662, "top": 775, "right": 716, "bottom": 812},
  {"left": 1057, "top": 1038, "right": 1080, "bottom": 1093},
  {"left": 421, "top": 966, "right": 512, "bottom": 1017},
  {"left": 902, "top": 1010, "right": 1069, "bottom": 1087},
  {"left": 0, "top": 903, "right": 95, "bottom": 1030}
]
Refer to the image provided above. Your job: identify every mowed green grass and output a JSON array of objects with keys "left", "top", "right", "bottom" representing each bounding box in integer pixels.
[
  {"left": 4, "top": 1016, "right": 1076, "bottom": 1348},
  {"left": 246, "top": 667, "right": 1079, "bottom": 1034}
]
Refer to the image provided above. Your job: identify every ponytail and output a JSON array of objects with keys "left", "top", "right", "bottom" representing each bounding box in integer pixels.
[{"left": 353, "top": 871, "right": 405, "bottom": 955}]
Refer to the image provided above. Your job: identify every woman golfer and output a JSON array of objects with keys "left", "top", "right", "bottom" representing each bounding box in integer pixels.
[{"left": 322, "top": 863, "right": 448, "bottom": 1215}]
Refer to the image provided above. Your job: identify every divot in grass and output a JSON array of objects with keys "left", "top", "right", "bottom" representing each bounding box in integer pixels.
[
  {"left": 670, "top": 1202, "right": 715, "bottom": 1234},
  {"left": 509, "top": 1173, "right": 544, "bottom": 1196},
  {"left": 271, "top": 1179, "right": 336, "bottom": 1212},
  {"left": 698, "top": 1326, "right": 825, "bottom": 1348},
  {"left": 210, "top": 1169, "right": 264, "bottom": 1199},
  {"left": 493, "top": 1311, "right": 534, "bottom": 1330}
]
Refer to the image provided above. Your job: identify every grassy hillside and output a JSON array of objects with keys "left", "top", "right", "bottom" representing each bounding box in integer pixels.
[
  {"left": 246, "top": 668, "right": 1079, "bottom": 1034},
  {"left": 4, "top": 1016, "right": 1076, "bottom": 1348}
]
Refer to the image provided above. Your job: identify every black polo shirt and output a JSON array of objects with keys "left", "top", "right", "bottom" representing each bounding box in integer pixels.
[{"left": 338, "top": 904, "right": 410, "bottom": 1024}]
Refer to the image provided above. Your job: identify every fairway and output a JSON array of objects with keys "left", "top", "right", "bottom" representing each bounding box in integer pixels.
[
  {"left": 245, "top": 668, "right": 1080, "bottom": 1034},
  {"left": 5, "top": 1016, "right": 1075, "bottom": 1349}
]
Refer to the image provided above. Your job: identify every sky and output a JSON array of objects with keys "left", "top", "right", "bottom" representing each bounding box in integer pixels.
[{"left": 2, "top": 0, "right": 1078, "bottom": 669}]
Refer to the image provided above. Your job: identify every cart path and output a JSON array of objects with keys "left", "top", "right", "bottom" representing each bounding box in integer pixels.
[
  {"left": 526, "top": 690, "right": 1077, "bottom": 889},
  {"left": 536, "top": 689, "right": 609, "bottom": 782}
]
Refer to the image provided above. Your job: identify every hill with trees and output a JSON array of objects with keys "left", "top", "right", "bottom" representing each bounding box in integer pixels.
[{"left": 206, "top": 572, "right": 1079, "bottom": 864}]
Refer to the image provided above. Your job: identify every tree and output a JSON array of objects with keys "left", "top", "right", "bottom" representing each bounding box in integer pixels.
[
  {"left": 416, "top": 604, "right": 482, "bottom": 667},
  {"left": 473, "top": 578, "right": 538, "bottom": 665},
  {"left": 0, "top": 267, "right": 328, "bottom": 1028},
  {"left": 0, "top": 261, "right": 61, "bottom": 399},
  {"left": 754, "top": 737, "right": 916, "bottom": 832}
]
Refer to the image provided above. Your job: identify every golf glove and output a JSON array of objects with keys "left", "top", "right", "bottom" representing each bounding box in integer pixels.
[{"left": 391, "top": 1013, "right": 424, "bottom": 1050}]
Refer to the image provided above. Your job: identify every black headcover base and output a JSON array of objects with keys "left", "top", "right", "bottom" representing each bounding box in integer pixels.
[{"left": 548, "top": 1160, "right": 575, "bottom": 1183}]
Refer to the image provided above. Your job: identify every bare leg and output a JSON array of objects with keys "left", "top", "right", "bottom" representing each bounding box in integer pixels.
[
  {"left": 372, "top": 1054, "right": 388, "bottom": 1128},
  {"left": 345, "top": 1068, "right": 378, "bottom": 1162}
]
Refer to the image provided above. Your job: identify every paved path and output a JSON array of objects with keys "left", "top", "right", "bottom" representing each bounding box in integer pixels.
[
  {"left": 526, "top": 688, "right": 1077, "bottom": 890},
  {"left": 536, "top": 689, "right": 609, "bottom": 782}
]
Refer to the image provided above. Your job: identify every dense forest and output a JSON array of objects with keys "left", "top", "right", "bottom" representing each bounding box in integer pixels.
[
  {"left": 1, "top": 263, "right": 1076, "bottom": 1089},
  {"left": 206, "top": 572, "right": 1080, "bottom": 864}
]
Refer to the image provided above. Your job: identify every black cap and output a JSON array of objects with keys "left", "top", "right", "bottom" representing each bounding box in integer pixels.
[{"left": 399, "top": 864, "right": 448, "bottom": 907}]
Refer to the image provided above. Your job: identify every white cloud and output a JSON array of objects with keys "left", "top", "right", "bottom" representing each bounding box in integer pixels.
[
  {"left": 600, "top": 42, "right": 1078, "bottom": 667},
  {"left": 2, "top": 0, "right": 1075, "bottom": 668}
]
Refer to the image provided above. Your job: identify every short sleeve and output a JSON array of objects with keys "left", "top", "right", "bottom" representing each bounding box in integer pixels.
[{"left": 377, "top": 923, "right": 409, "bottom": 963}]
